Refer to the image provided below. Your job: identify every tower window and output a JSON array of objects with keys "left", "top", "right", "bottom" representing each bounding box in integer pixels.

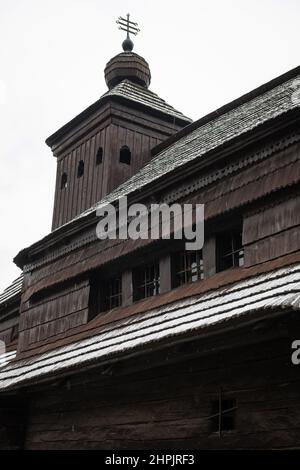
[
  {"left": 133, "top": 262, "right": 160, "bottom": 301},
  {"left": 171, "top": 250, "right": 204, "bottom": 287},
  {"left": 60, "top": 172, "right": 68, "bottom": 189},
  {"left": 216, "top": 228, "right": 244, "bottom": 272},
  {"left": 77, "top": 160, "right": 84, "bottom": 178},
  {"left": 210, "top": 397, "right": 237, "bottom": 434},
  {"left": 119, "top": 145, "right": 131, "bottom": 165},
  {"left": 96, "top": 147, "right": 103, "bottom": 165}
]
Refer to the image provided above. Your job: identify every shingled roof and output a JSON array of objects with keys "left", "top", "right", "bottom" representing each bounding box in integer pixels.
[
  {"left": 46, "top": 79, "right": 192, "bottom": 147},
  {"left": 1, "top": 261, "right": 300, "bottom": 391},
  {"left": 0, "top": 275, "right": 23, "bottom": 311},
  {"left": 103, "top": 79, "right": 192, "bottom": 123},
  {"left": 65, "top": 66, "right": 300, "bottom": 225},
  {"left": 14, "top": 64, "right": 300, "bottom": 265}
]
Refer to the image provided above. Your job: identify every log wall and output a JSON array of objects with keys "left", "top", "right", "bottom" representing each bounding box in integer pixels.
[
  {"left": 243, "top": 194, "right": 300, "bottom": 266},
  {"left": 23, "top": 333, "right": 300, "bottom": 449},
  {"left": 18, "top": 280, "right": 89, "bottom": 353}
]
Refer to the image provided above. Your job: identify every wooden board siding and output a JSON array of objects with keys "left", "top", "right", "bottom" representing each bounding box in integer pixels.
[
  {"left": 0, "top": 305, "right": 19, "bottom": 346},
  {"left": 18, "top": 280, "right": 90, "bottom": 353},
  {"left": 50, "top": 97, "right": 185, "bottom": 232},
  {"left": 52, "top": 124, "right": 162, "bottom": 230},
  {"left": 52, "top": 127, "right": 107, "bottom": 230},
  {"left": 244, "top": 226, "right": 300, "bottom": 266},
  {"left": 243, "top": 195, "right": 300, "bottom": 266},
  {"left": 13, "top": 138, "right": 300, "bottom": 358},
  {"left": 22, "top": 332, "right": 300, "bottom": 450},
  {"left": 25, "top": 141, "right": 300, "bottom": 297}
]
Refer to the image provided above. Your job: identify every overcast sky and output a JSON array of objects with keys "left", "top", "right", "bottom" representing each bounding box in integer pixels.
[{"left": 0, "top": 0, "right": 299, "bottom": 292}]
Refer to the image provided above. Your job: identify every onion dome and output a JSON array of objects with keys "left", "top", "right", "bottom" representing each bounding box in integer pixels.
[{"left": 104, "top": 52, "right": 151, "bottom": 90}]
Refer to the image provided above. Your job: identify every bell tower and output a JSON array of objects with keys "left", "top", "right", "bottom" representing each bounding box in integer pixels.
[{"left": 47, "top": 14, "right": 192, "bottom": 230}]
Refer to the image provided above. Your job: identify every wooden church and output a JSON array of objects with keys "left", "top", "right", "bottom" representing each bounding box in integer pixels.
[{"left": 1, "top": 15, "right": 300, "bottom": 449}]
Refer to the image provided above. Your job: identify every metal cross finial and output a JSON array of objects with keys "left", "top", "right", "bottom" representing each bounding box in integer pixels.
[
  {"left": 116, "top": 13, "right": 140, "bottom": 38},
  {"left": 116, "top": 14, "right": 140, "bottom": 51}
]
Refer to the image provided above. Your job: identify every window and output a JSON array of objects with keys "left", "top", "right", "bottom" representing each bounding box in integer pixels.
[
  {"left": 104, "top": 277, "right": 122, "bottom": 310},
  {"left": 89, "top": 275, "right": 122, "bottom": 320},
  {"left": 77, "top": 160, "right": 84, "bottom": 178},
  {"left": 210, "top": 397, "right": 237, "bottom": 434},
  {"left": 216, "top": 229, "right": 244, "bottom": 272},
  {"left": 119, "top": 145, "right": 131, "bottom": 165},
  {"left": 172, "top": 250, "right": 204, "bottom": 287},
  {"left": 132, "top": 262, "right": 160, "bottom": 301},
  {"left": 60, "top": 172, "right": 68, "bottom": 189},
  {"left": 96, "top": 147, "right": 103, "bottom": 165}
]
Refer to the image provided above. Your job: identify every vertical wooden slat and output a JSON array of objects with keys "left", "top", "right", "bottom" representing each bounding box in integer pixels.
[
  {"left": 203, "top": 235, "right": 216, "bottom": 279},
  {"left": 159, "top": 255, "right": 172, "bottom": 294},
  {"left": 133, "top": 131, "right": 142, "bottom": 174},
  {"left": 122, "top": 270, "right": 133, "bottom": 307},
  {"left": 85, "top": 136, "right": 94, "bottom": 210},
  {"left": 92, "top": 131, "right": 102, "bottom": 205},
  {"left": 71, "top": 146, "right": 80, "bottom": 220},
  {"left": 81, "top": 141, "right": 89, "bottom": 214}
]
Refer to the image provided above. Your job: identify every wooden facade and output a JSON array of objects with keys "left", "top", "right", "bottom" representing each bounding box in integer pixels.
[
  {"left": 50, "top": 98, "right": 189, "bottom": 230},
  {"left": 1, "top": 46, "right": 300, "bottom": 450},
  {"left": 22, "top": 327, "right": 300, "bottom": 450}
]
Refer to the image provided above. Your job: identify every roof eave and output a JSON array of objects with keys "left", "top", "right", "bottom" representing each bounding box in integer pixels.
[
  {"left": 45, "top": 89, "right": 192, "bottom": 150},
  {"left": 152, "top": 64, "right": 300, "bottom": 157},
  {"left": 13, "top": 106, "right": 300, "bottom": 270}
]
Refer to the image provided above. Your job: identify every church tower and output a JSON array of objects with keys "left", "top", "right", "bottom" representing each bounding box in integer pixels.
[{"left": 47, "top": 15, "right": 192, "bottom": 230}]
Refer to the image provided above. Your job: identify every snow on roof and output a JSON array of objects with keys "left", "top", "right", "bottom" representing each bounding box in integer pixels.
[{"left": 1, "top": 263, "right": 300, "bottom": 391}]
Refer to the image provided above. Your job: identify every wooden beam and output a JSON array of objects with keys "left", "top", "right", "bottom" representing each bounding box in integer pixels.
[
  {"left": 122, "top": 270, "right": 132, "bottom": 307},
  {"left": 203, "top": 235, "right": 216, "bottom": 279},
  {"left": 159, "top": 255, "right": 172, "bottom": 294}
]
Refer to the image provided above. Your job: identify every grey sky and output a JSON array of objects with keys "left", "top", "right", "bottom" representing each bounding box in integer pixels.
[{"left": 0, "top": 0, "right": 299, "bottom": 292}]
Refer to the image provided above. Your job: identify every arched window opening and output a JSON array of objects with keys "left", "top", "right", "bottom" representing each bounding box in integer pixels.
[
  {"left": 96, "top": 147, "right": 103, "bottom": 165},
  {"left": 61, "top": 172, "right": 68, "bottom": 189},
  {"left": 77, "top": 160, "right": 84, "bottom": 178},
  {"left": 119, "top": 145, "right": 131, "bottom": 165}
]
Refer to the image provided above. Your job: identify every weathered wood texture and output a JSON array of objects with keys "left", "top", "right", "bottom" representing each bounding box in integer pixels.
[
  {"left": 14, "top": 140, "right": 300, "bottom": 353},
  {"left": 243, "top": 195, "right": 300, "bottom": 266},
  {"left": 0, "top": 304, "right": 19, "bottom": 346},
  {"left": 51, "top": 102, "right": 184, "bottom": 230},
  {"left": 25, "top": 140, "right": 300, "bottom": 297},
  {"left": 52, "top": 124, "right": 161, "bottom": 229},
  {"left": 18, "top": 280, "right": 90, "bottom": 353},
  {"left": 22, "top": 334, "right": 300, "bottom": 450}
]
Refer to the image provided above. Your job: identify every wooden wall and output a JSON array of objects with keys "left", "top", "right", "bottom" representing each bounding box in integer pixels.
[
  {"left": 18, "top": 280, "right": 90, "bottom": 353},
  {"left": 53, "top": 126, "right": 108, "bottom": 230},
  {"left": 0, "top": 304, "right": 19, "bottom": 347},
  {"left": 51, "top": 103, "right": 182, "bottom": 231},
  {"left": 243, "top": 194, "right": 300, "bottom": 266},
  {"left": 23, "top": 330, "right": 300, "bottom": 449},
  {"left": 32, "top": 139, "right": 300, "bottom": 295},
  {"left": 16, "top": 138, "right": 300, "bottom": 353}
]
